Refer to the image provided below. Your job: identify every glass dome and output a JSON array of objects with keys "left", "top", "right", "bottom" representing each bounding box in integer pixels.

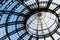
[{"left": 0, "top": 0, "right": 60, "bottom": 40}]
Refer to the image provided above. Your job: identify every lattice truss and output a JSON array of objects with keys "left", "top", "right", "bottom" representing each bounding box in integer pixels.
[{"left": 0, "top": 0, "right": 60, "bottom": 40}]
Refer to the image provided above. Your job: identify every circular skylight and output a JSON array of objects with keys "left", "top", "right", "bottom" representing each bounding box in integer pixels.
[{"left": 26, "top": 11, "right": 58, "bottom": 38}]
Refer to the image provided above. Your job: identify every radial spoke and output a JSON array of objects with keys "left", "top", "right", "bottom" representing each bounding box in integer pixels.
[
  {"left": 54, "top": 5, "right": 60, "bottom": 11},
  {"left": 36, "top": 0, "right": 39, "bottom": 8},
  {"left": 37, "top": 37, "right": 39, "bottom": 40},
  {"left": 17, "top": 32, "right": 28, "bottom": 40},
  {"left": 28, "top": 36, "right": 33, "bottom": 40},
  {"left": 47, "top": 0, "right": 52, "bottom": 9},
  {"left": 9, "top": 27, "right": 24, "bottom": 36},
  {"left": 56, "top": 31, "right": 60, "bottom": 35},
  {"left": 44, "top": 36, "right": 46, "bottom": 40},
  {"left": 50, "top": 35, "right": 54, "bottom": 40},
  {"left": 18, "top": 0, "right": 32, "bottom": 11},
  {"left": 0, "top": 35, "right": 8, "bottom": 40}
]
